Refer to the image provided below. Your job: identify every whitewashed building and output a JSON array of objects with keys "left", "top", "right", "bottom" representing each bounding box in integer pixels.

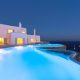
[{"left": 0, "top": 22, "right": 40, "bottom": 45}]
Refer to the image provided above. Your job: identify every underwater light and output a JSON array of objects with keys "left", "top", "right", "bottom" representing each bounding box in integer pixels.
[
  {"left": 28, "top": 45, "right": 34, "bottom": 48},
  {"left": 0, "top": 49, "right": 11, "bottom": 54},
  {"left": 14, "top": 46, "right": 23, "bottom": 50}
]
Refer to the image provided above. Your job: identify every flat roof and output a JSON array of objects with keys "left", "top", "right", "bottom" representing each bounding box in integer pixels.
[{"left": 0, "top": 24, "right": 26, "bottom": 29}]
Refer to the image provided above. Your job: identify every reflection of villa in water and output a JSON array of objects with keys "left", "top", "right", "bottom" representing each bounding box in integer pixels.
[{"left": 0, "top": 22, "right": 40, "bottom": 45}]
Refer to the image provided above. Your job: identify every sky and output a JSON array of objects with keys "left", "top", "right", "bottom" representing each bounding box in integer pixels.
[{"left": 0, "top": 0, "right": 80, "bottom": 41}]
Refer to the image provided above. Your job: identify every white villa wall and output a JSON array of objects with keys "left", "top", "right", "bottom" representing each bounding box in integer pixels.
[
  {"left": 35, "top": 36, "right": 40, "bottom": 42},
  {"left": 0, "top": 24, "right": 41, "bottom": 45},
  {"left": 10, "top": 33, "right": 27, "bottom": 45},
  {"left": 0, "top": 24, "right": 27, "bottom": 38},
  {"left": 27, "top": 35, "right": 40, "bottom": 43}
]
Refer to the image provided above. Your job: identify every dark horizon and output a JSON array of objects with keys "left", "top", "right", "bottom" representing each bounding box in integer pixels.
[{"left": 0, "top": 0, "right": 80, "bottom": 41}]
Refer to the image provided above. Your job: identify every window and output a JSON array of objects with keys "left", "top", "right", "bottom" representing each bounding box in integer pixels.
[
  {"left": 21, "top": 31, "right": 26, "bottom": 34},
  {"left": 16, "top": 38, "right": 24, "bottom": 45},
  {"left": 0, "top": 37, "right": 4, "bottom": 45},
  {"left": 30, "top": 38, "right": 36, "bottom": 43},
  {"left": 8, "top": 29, "right": 13, "bottom": 33}
]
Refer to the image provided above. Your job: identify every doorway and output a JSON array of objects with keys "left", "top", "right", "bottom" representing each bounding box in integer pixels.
[{"left": 16, "top": 38, "right": 24, "bottom": 45}]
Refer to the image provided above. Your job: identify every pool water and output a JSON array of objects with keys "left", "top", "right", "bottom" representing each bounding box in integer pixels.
[
  {"left": 0, "top": 45, "right": 80, "bottom": 80},
  {"left": 33, "top": 43, "right": 64, "bottom": 47}
]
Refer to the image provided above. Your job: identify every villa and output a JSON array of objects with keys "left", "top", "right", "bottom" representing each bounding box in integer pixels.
[{"left": 0, "top": 22, "right": 40, "bottom": 45}]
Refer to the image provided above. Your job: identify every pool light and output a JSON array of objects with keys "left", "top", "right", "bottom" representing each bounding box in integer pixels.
[
  {"left": 14, "top": 46, "right": 23, "bottom": 50},
  {"left": 28, "top": 45, "right": 34, "bottom": 48}
]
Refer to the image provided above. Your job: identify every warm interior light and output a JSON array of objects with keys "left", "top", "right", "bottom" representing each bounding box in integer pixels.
[
  {"left": 8, "top": 29, "right": 13, "bottom": 33},
  {"left": 16, "top": 38, "right": 24, "bottom": 45},
  {"left": 0, "top": 38, "right": 4, "bottom": 45},
  {"left": 21, "top": 31, "right": 26, "bottom": 34},
  {"left": 30, "top": 38, "right": 36, "bottom": 43}
]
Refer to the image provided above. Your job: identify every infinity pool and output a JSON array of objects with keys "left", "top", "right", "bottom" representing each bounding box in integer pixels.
[
  {"left": 34, "top": 43, "right": 64, "bottom": 47},
  {"left": 0, "top": 45, "right": 80, "bottom": 80}
]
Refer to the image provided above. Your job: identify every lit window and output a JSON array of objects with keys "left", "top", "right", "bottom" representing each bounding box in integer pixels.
[
  {"left": 8, "top": 29, "right": 13, "bottom": 33},
  {"left": 0, "top": 38, "right": 4, "bottom": 45},
  {"left": 21, "top": 31, "right": 26, "bottom": 34},
  {"left": 16, "top": 38, "right": 24, "bottom": 45},
  {"left": 30, "top": 38, "right": 36, "bottom": 43}
]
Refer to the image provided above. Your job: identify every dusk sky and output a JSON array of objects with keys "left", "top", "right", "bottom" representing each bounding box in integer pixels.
[{"left": 0, "top": 0, "right": 80, "bottom": 41}]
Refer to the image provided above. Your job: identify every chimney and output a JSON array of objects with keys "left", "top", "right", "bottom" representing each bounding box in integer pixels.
[
  {"left": 19, "top": 22, "right": 22, "bottom": 28},
  {"left": 34, "top": 28, "right": 36, "bottom": 35}
]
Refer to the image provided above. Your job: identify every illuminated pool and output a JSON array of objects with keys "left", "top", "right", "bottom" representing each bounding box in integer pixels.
[
  {"left": 33, "top": 43, "right": 65, "bottom": 48},
  {"left": 33, "top": 43, "right": 66, "bottom": 50},
  {"left": 34, "top": 43, "right": 64, "bottom": 47},
  {"left": 0, "top": 44, "right": 80, "bottom": 80}
]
